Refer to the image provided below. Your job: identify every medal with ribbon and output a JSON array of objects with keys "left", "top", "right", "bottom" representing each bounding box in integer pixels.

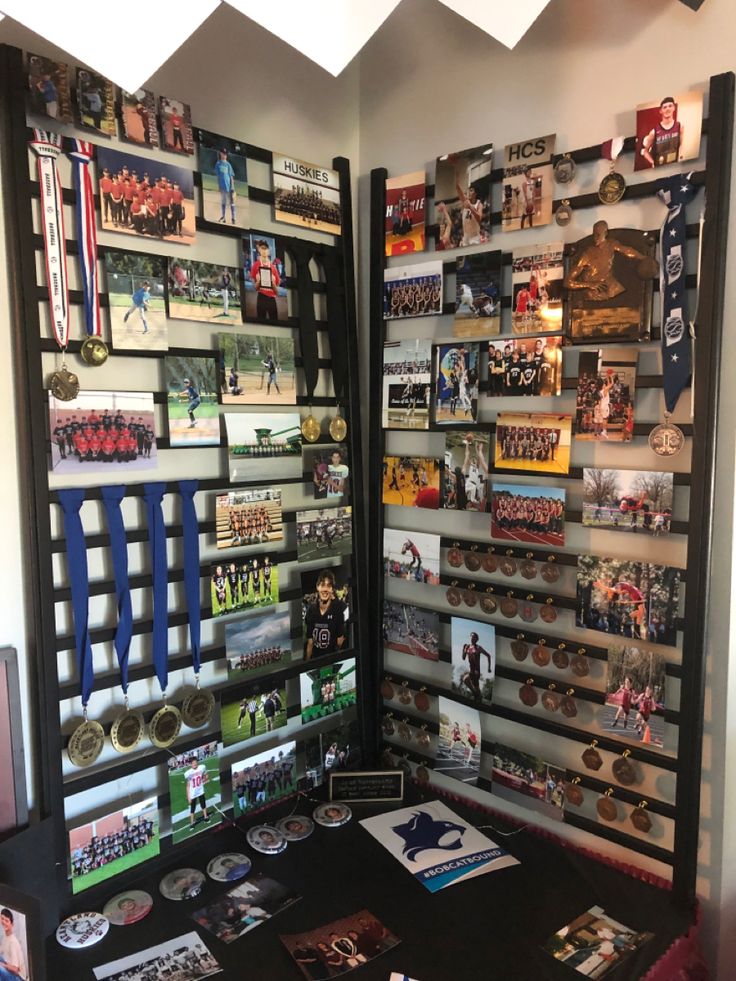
[
  {"left": 321, "top": 247, "right": 349, "bottom": 441},
  {"left": 599, "top": 136, "right": 626, "bottom": 204},
  {"left": 291, "top": 240, "right": 322, "bottom": 442}
]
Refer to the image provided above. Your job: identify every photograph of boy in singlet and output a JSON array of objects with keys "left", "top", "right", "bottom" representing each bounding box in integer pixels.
[{"left": 635, "top": 92, "right": 703, "bottom": 171}]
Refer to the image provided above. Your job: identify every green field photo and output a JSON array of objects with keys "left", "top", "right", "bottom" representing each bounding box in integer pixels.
[
  {"left": 221, "top": 686, "right": 287, "bottom": 748},
  {"left": 72, "top": 831, "right": 159, "bottom": 894},
  {"left": 168, "top": 754, "right": 223, "bottom": 844},
  {"left": 211, "top": 560, "right": 279, "bottom": 617}
]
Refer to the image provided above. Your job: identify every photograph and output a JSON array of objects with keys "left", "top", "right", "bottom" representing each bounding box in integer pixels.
[
  {"left": 434, "top": 143, "right": 494, "bottom": 250},
  {"left": 302, "top": 717, "right": 362, "bottom": 788},
  {"left": 301, "top": 567, "right": 351, "bottom": 660},
  {"left": 442, "top": 432, "right": 489, "bottom": 512},
  {"left": 225, "top": 412, "right": 302, "bottom": 481},
  {"left": 167, "top": 259, "right": 242, "bottom": 324},
  {"left": 280, "top": 909, "right": 400, "bottom": 979},
  {"left": 272, "top": 153, "right": 341, "bottom": 234},
  {"left": 210, "top": 555, "right": 279, "bottom": 618},
  {"left": 454, "top": 251, "right": 502, "bottom": 338},
  {"left": 635, "top": 91, "right": 703, "bottom": 170},
  {"left": 487, "top": 337, "right": 563, "bottom": 397},
  {"left": 603, "top": 646, "right": 666, "bottom": 747},
  {"left": 436, "top": 697, "right": 481, "bottom": 787},
  {"left": 300, "top": 659, "right": 357, "bottom": 723},
  {"left": 383, "top": 261, "right": 442, "bottom": 320},
  {"left": 49, "top": 391, "right": 157, "bottom": 473},
  {"left": 159, "top": 95, "right": 194, "bottom": 154},
  {"left": 215, "top": 487, "right": 283, "bottom": 549},
  {"left": 383, "top": 528, "right": 440, "bottom": 585},
  {"left": 382, "top": 601, "right": 439, "bottom": 661},
  {"left": 120, "top": 88, "right": 159, "bottom": 147},
  {"left": 225, "top": 609, "right": 294, "bottom": 680},
  {"left": 69, "top": 797, "right": 159, "bottom": 894},
  {"left": 501, "top": 134, "right": 556, "bottom": 232},
  {"left": 575, "top": 348, "right": 638, "bottom": 441},
  {"left": 96, "top": 146, "right": 196, "bottom": 244},
  {"left": 104, "top": 248, "right": 168, "bottom": 352},
  {"left": 231, "top": 741, "right": 297, "bottom": 818},
  {"left": 0, "top": 886, "right": 41, "bottom": 981},
  {"left": 243, "top": 231, "right": 288, "bottom": 322},
  {"left": 451, "top": 617, "right": 495, "bottom": 704},
  {"left": 382, "top": 339, "right": 432, "bottom": 431},
  {"left": 305, "top": 444, "right": 350, "bottom": 500},
  {"left": 193, "top": 875, "right": 300, "bottom": 945},
  {"left": 93, "top": 932, "right": 221, "bottom": 981},
  {"left": 542, "top": 905, "right": 653, "bottom": 977},
  {"left": 582, "top": 468, "right": 674, "bottom": 535},
  {"left": 296, "top": 506, "right": 353, "bottom": 562},
  {"left": 76, "top": 68, "right": 115, "bottom": 135},
  {"left": 221, "top": 685, "right": 287, "bottom": 748},
  {"left": 492, "top": 743, "right": 565, "bottom": 821},
  {"left": 198, "top": 129, "right": 249, "bottom": 228},
  {"left": 166, "top": 742, "right": 223, "bottom": 845},
  {"left": 219, "top": 332, "right": 296, "bottom": 405},
  {"left": 491, "top": 484, "right": 566, "bottom": 546},
  {"left": 385, "top": 171, "right": 426, "bottom": 257},
  {"left": 383, "top": 456, "right": 441, "bottom": 509},
  {"left": 511, "top": 242, "right": 564, "bottom": 335},
  {"left": 494, "top": 412, "right": 573, "bottom": 475},
  {"left": 576, "top": 555, "right": 681, "bottom": 645},
  {"left": 0, "top": 650, "right": 26, "bottom": 836},
  {"left": 433, "top": 342, "right": 479, "bottom": 425},
  {"left": 26, "top": 52, "right": 72, "bottom": 122},
  {"left": 165, "top": 356, "right": 220, "bottom": 447}
]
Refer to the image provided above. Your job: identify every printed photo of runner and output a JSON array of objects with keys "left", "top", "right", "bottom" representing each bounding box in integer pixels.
[
  {"left": 226, "top": 609, "right": 293, "bottom": 680},
  {"left": 27, "top": 52, "right": 72, "bottom": 122},
  {"left": 104, "top": 248, "right": 167, "bottom": 351},
  {"left": 433, "top": 342, "right": 479, "bottom": 425},
  {"left": 159, "top": 95, "right": 194, "bottom": 154},
  {"left": 384, "top": 261, "right": 442, "bottom": 320},
  {"left": 76, "top": 68, "right": 115, "bottom": 135},
  {"left": 382, "top": 456, "right": 441, "bottom": 509},
  {"left": 442, "top": 433, "right": 489, "bottom": 512},
  {"left": 436, "top": 697, "right": 481, "bottom": 787},
  {"left": 198, "top": 129, "right": 249, "bottom": 228},
  {"left": 296, "top": 506, "right": 353, "bottom": 562},
  {"left": 301, "top": 567, "right": 351, "bottom": 660},
  {"left": 300, "top": 659, "right": 357, "bottom": 723},
  {"left": 434, "top": 143, "right": 494, "bottom": 250},
  {"left": 215, "top": 487, "right": 283, "bottom": 548},
  {"left": 221, "top": 685, "right": 287, "bottom": 748},
  {"left": 492, "top": 743, "right": 565, "bottom": 821},
  {"left": 165, "top": 356, "right": 220, "bottom": 447},
  {"left": 120, "top": 89, "right": 159, "bottom": 148},
  {"left": 231, "top": 742, "right": 296, "bottom": 818},
  {"left": 511, "top": 242, "right": 564, "bottom": 335},
  {"left": 635, "top": 91, "right": 703, "bottom": 171},
  {"left": 272, "top": 153, "right": 341, "bottom": 234},
  {"left": 487, "top": 337, "right": 562, "bottom": 398},
  {"left": 575, "top": 349, "right": 638, "bottom": 442},
  {"left": 451, "top": 617, "right": 495, "bottom": 704},
  {"left": 582, "top": 468, "right": 674, "bottom": 535},
  {"left": 502, "top": 134, "right": 556, "bottom": 233},
  {"left": 603, "top": 646, "right": 666, "bottom": 748},
  {"left": 383, "top": 528, "right": 440, "bottom": 585},
  {"left": 219, "top": 333, "right": 296, "bottom": 405},
  {"left": 385, "top": 171, "right": 426, "bottom": 257},
  {"left": 494, "top": 412, "right": 572, "bottom": 475},
  {"left": 305, "top": 444, "right": 350, "bottom": 500},
  {"left": 491, "top": 484, "right": 565, "bottom": 546},
  {"left": 382, "top": 339, "right": 432, "bottom": 431},
  {"left": 382, "top": 601, "right": 439, "bottom": 661},
  {"left": 167, "top": 259, "right": 242, "bottom": 324},
  {"left": 167, "top": 743, "right": 222, "bottom": 845},
  {"left": 211, "top": 555, "right": 279, "bottom": 617},
  {"left": 243, "top": 231, "right": 288, "bottom": 322},
  {"left": 454, "top": 251, "right": 502, "bottom": 338}
]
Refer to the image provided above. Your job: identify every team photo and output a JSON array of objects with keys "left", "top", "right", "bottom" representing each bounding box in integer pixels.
[
  {"left": 159, "top": 95, "right": 194, "bottom": 154},
  {"left": 511, "top": 242, "right": 564, "bottom": 335},
  {"left": 120, "top": 87, "right": 159, "bottom": 147},
  {"left": 215, "top": 487, "right": 283, "bottom": 549},
  {"left": 300, "top": 660, "right": 357, "bottom": 723},
  {"left": 491, "top": 484, "right": 566, "bottom": 546},
  {"left": 494, "top": 412, "right": 572, "bottom": 475},
  {"left": 211, "top": 555, "right": 279, "bottom": 617},
  {"left": 488, "top": 337, "right": 563, "bottom": 398},
  {"left": 433, "top": 342, "right": 479, "bottom": 425},
  {"left": 231, "top": 743, "right": 297, "bottom": 818},
  {"left": 442, "top": 433, "right": 489, "bottom": 511},
  {"left": 301, "top": 566, "right": 351, "bottom": 660},
  {"left": 603, "top": 645, "right": 666, "bottom": 747},
  {"left": 306, "top": 444, "right": 350, "bottom": 500},
  {"left": 454, "top": 251, "right": 502, "bottom": 337},
  {"left": 582, "top": 468, "right": 674, "bottom": 535},
  {"left": 382, "top": 601, "right": 439, "bottom": 661},
  {"left": 436, "top": 697, "right": 481, "bottom": 787},
  {"left": 383, "top": 528, "right": 440, "bottom": 585},
  {"left": 167, "top": 743, "right": 222, "bottom": 844},
  {"left": 296, "top": 506, "right": 353, "bottom": 562},
  {"left": 576, "top": 348, "right": 638, "bottom": 441},
  {"left": 92, "top": 932, "right": 221, "bottom": 981},
  {"left": 272, "top": 153, "right": 341, "bottom": 234},
  {"left": 385, "top": 170, "right": 426, "bottom": 256},
  {"left": 219, "top": 332, "right": 296, "bottom": 405},
  {"left": 198, "top": 129, "right": 249, "bottom": 228},
  {"left": 226, "top": 608, "right": 293, "bottom": 680},
  {"left": 492, "top": 743, "right": 565, "bottom": 821},
  {"left": 382, "top": 456, "right": 440, "bottom": 509},
  {"left": 243, "top": 231, "right": 288, "bottom": 322},
  {"left": 167, "top": 258, "right": 242, "bottom": 324},
  {"left": 383, "top": 261, "right": 442, "bottom": 320},
  {"left": 165, "top": 356, "right": 220, "bottom": 447},
  {"left": 382, "top": 338, "right": 432, "bottom": 430},
  {"left": 451, "top": 617, "right": 495, "bottom": 704},
  {"left": 69, "top": 797, "right": 159, "bottom": 894},
  {"left": 221, "top": 686, "right": 287, "bottom": 748},
  {"left": 104, "top": 248, "right": 167, "bottom": 352},
  {"left": 434, "top": 143, "right": 494, "bottom": 250}
]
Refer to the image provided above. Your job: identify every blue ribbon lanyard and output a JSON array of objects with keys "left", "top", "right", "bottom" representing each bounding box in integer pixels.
[
  {"left": 178, "top": 480, "right": 201, "bottom": 679},
  {"left": 143, "top": 482, "right": 169, "bottom": 699},
  {"left": 58, "top": 489, "right": 95, "bottom": 713},
  {"left": 100, "top": 486, "right": 133, "bottom": 701}
]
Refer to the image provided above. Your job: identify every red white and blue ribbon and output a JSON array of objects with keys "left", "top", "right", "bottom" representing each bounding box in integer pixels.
[{"left": 67, "top": 139, "right": 102, "bottom": 340}]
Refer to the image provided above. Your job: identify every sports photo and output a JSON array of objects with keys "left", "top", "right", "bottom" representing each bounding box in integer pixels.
[
  {"left": 491, "top": 484, "right": 566, "bottom": 546},
  {"left": 92, "top": 932, "right": 221, "bottom": 981},
  {"left": 451, "top": 617, "right": 495, "bottom": 704},
  {"left": 433, "top": 342, "right": 479, "bottom": 425},
  {"left": 604, "top": 645, "right": 666, "bottom": 748},
  {"left": 488, "top": 337, "right": 563, "bottom": 397},
  {"left": 226, "top": 412, "right": 302, "bottom": 482},
  {"left": 221, "top": 685, "right": 287, "bottom": 748},
  {"left": 454, "top": 251, "right": 502, "bottom": 337},
  {"left": 280, "top": 909, "right": 400, "bottom": 979},
  {"left": 300, "top": 659, "right": 357, "bottom": 723},
  {"left": 305, "top": 444, "right": 350, "bottom": 499},
  {"left": 76, "top": 68, "right": 115, "bottom": 134},
  {"left": 215, "top": 487, "right": 283, "bottom": 548},
  {"left": 383, "top": 261, "right": 442, "bottom": 320},
  {"left": 96, "top": 146, "right": 196, "bottom": 244},
  {"left": 383, "top": 528, "right": 440, "bottom": 585},
  {"left": 69, "top": 797, "right": 159, "bottom": 894},
  {"left": 442, "top": 432, "right": 489, "bottom": 512},
  {"left": 492, "top": 743, "right": 565, "bottom": 821},
  {"left": 301, "top": 566, "right": 351, "bottom": 660},
  {"left": 272, "top": 153, "right": 341, "bottom": 234},
  {"left": 494, "top": 412, "right": 573, "bottom": 475},
  {"left": 385, "top": 170, "right": 426, "bottom": 256},
  {"left": 582, "top": 468, "right": 674, "bottom": 535},
  {"left": 211, "top": 555, "right": 279, "bottom": 617},
  {"left": 120, "top": 88, "right": 159, "bottom": 147},
  {"left": 434, "top": 143, "right": 494, "bottom": 250},
  {"left": 576, "top": 555, "right": 681, "bottom": 646},
  {"left": 502, "top": 134, "right": 556, "bottom": 232},
  {"left": 104, "top": 248, "right": 168, "bottom": 352},
  {"left": 383, "top": 456, "right": 441, "bottom": 509},
  {"left": 165, "top": 356, "right": 220, "bottom": 447},
  {"left": 576, "top": 348, "right": 638, "bottom": 441},
  {"left": 382, "top": 339, "right": 432, "bottom": 431},
  {"left": 382, "top": 601, "right": 439, "bottom": 661},
  {"left": 302, "top": 717, "right": 362, "bottom": 788},
  {"left": 231, "top": 742, "right": 297, "bottom": 818},
  {"left": 49, "top": 391, "right": 157, "bottom": 473},
  {"left": 243, "top": 231, "right": 288, "bottom": 322},
  {"left": 635, "top": 91, "right": 703, "bottom": 170},
  {"left": 159, "top": 95, "right": 194, "bottom": 154},
  {"left": 193, "top": 875, "right": 300, "bottom": 945},
  {"left": 226, "top": 609, "right": 294, "bottom": 680},
  {"left": 166, "top": 742, "right": 223, "bottom": 845},
  {"left": 26, "top": 52, "right": 72, "bottom": 122},
  {"left": 219, "top": 332, "right": 296, "bottom": 404},
  {"left": 436, "top": 697, "right": 481, "bottom": 787},
  {"left": 543, "top": 907, "right": 653, "bottom": 978},
  {"left": 198, "top": 129, "right": 249, "bottom": 228},
  {"left": 167, "top": 259, "right": 242, "bottom": 324},
  {"left": 511, "top": 242, "right": 564, "bottom": 334},
  {"left": 296, "top": 506, "right": 353, "bottom": 562}
]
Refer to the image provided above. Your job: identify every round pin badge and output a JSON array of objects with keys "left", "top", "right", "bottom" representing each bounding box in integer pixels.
[
  {"left": 275, "top": 815, "right": 315, "bottom": 841},
  {"left": 247, "top": 825, "right": 287, "bottom": 854},
  {"left": 313, "top": 802, "right": 352, "bottom": 828},
  {"left": 56, "top": 912, "right": 109, "bottom": 949},
  {"left": 103, "top": 890, "right": 153, "bottom": 926},
  {"left": 207, "top": 853, "right": 252, "bottom": 882},
  {"left": 159, "top": 868, "right": 205, "bottom": 901}
]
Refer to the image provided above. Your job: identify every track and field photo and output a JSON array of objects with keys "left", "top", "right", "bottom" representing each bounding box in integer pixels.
[
  {"left": 582, "top": 468, "right": 673, "bottom": 535},
  {"left": 435, "top": 697, "right": 481, "bottom": 787},
  {"left": 491, "top": 483, "right": 566, "bottom": 546},
  {"left": 382, "top": 601, "right": 439, "bottom": 661}
]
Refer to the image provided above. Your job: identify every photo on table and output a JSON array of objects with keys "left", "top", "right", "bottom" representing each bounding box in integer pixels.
[
  {"left": 492, "top": 743, "right": 565, "bottom": 821},
  {"left": 221, "top": 685, "right": 287, "bottom": 748},
  {"left": 225, "top": 608, "right": 294, "bottom": 680},
  {"left": 225, "top": 412, "right": 302, "bottom": 481},
  {"left": 167, "top": 259, "right": 242, "bottom": 324},
  {"left": 69, "top": 797, "right": 159, "bottom": 894},
  {"left": 243, "top": 231, "right": 288, "bottom": 322},
  {"left": 436, "top": 697, "right": 481, "bottom": 787},
  {"left": 582, "top": 468, "right": 674, "bottom": 535},
  {"left": 165, "top": 356, "right": 220, "bottom": 447},
  {"left": 48, "top": 391, "right": 156, "bottom": 474},
  {"left": 93, "top": 932, "right": 221, "bottom": 981},
  {"left": 302, "top": 717, "right": 362, "bottom": 789},
  {"left": 454, "top": 251, "right": 502, "bottom": 337},
  {"left": 296, "top": 505, "right": 353, "bottom": 562},
  {"left": 231, "top": 741, "right": 297, "bottom": 818},
  {"left": 382, "top": 601, "right": 439, "bottom": 662},
  {"left": 384, "top": 261, "right": 443, "bottom": 320},
  {"left": 383, "top": 456, "right": 441, "bottom": 509},
  {"left": 487, "top": 337, "right": 563, "bottom": 398},
  {"left": 215, "top": 487, "right": 283, "bottom": 548},
  {"left": 604, "top": 646, "right": 666, "bottom": 748},
  {"left": 383, "top": 528, "right": 440, "bottom": 585},
  {"left": 511, "top": 242, "right": 564, "bottom": 335},
  {"left": 301, "top": 566, "right": 351, "bottom": 660},
  {"left": 635, "top": 91, "right": 703, "bottom": 170},
  {"left": 104, "top": 248, "right": 168, "bottom": 351},
  {"left": 385, "top": 170, "right": 426, "bottom": 256},
  {"left": 76, "top": 68, "right": 115, "bottom": 134},
  {"left": 382, "top": 339, "right": 432, "bottom": 431},
  {"left": 280, "top": 908, "right": 400, "bottom": 979},
  {"left": 433, "top": 342, "right": 479, "bottom": 426},
  {"left": 434, "top": 143, "right": 494, "bottom": 250},
  {"left": 451, "top": 617, "right": 495, "bottom": 704},
  {"left": 300, "top": 658, "right": 357, "bottom": 723},
  {"left": 219, "top": 332, "right": 296, "bottom": 405},
  {"left": 490, "top": 484, "right": 566, "bottom": 547},
  {"left": 305, "top": 444, "right": 350, "bottom": 500},
  {"left": 166, "top": 742, "right": 223, "bottom": 845},
  {"left": 120, "top": 88, "right": 159, "bottom": 147},
  {"left": 159, "top": 95, "right": 194, "bottom": 154},
  {"left": 575, "top": 348, "right": 638, "bottom": 441},
  {"left": 193, "top": 874, "right": 300, "bottom": 945},
  {"left": 501, "top": 134, "right": 556, "bottom": 232},
  {"left": 272, "top": 153, "right": 341, "bottom": 234},
  {"left": 542, "top": 905, "right": 653, "bottom": 978},
  {"left": 442, "top": 432, "right": 489, "bottom": 512},
  {"left": 494, "top": 412, "right": 573, "bottom": 475},
  {"left": 576, "top": 555, "right": 681, "bottom": 646},
  {"left": 0, "top": 885, "right": 42, "bottom": 981},
  {"left": 198, "top": 129, "right": 249, "bottom": 228},
  {"left": 211, "top": 555, "right": 279, "bottom": 618},
  {"left": 26, "top": 52, "right": 72, "bottom": 122}
]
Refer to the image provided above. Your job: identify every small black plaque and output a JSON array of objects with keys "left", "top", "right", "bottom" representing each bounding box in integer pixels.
[{"left": 328, "top": 769, "right": 404, "bottom": 803}]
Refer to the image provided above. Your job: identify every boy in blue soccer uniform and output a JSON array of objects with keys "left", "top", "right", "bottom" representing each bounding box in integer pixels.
[
  {"left": 123, "top": 280, "right": 151, "bottom": 333},
  {"left": 215, "top": 148, "right": 236, "bottom": 224}
]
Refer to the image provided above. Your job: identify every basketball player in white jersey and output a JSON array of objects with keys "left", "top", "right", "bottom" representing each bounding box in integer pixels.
[
  {"left": 455, "top": 173, "right": 483, "bottom": 246},
  {"left": 462, "top": 435, "right": 488, "bottom": 510}
]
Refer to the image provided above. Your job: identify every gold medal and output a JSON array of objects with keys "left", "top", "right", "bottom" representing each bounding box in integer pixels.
[
  {"left": 598, "top": 170, "right": 626, "bottom": 205},
  {"left": 149, "top": 704, "right": 182, "bottom": 749},
  {"left": 50, "top": 364, "right": 80, "bottom": 401},
  {"left": 80, "top": 335, "right": 109, "bottom": 366},
  {"left": 181, "top": 688, "right": 215, "bottom": 728},
  {"left": 110, "top": 707, "right": 145, "bottom": 754},
  {"left": 329, "top": 413, "right": 348, "bottom": 441},
  {"left": 648, "top": 419, "right": 685, "bottom": 457},
  {"left": 67, "top": 718, "right": 105, "bottom": 768},
  {"left": 301, "top": 413, "right": 321, "bottom": 442}
]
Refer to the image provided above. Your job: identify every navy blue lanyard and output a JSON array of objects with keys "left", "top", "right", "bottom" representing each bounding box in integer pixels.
[
  {"left": 143, "top": 482, "right": 169, "bottom": 695},
  {"left": 178, "top": 480, "right": 201, "bottom": 675},
  {"left": 58, "top": 489, "right": 95, "bottom": 708},
  {"left": 100, "top": 485, "right": 133, "bottom": 696}
]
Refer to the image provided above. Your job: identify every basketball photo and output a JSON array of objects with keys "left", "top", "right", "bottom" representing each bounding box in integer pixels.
[
  {"left": 382, "top": 339, "right": 432, "bottom": 430},
  {"left": 434, "top": 143, "right": 494, "bottom": 250},
  {"left": 382, "top": 456, "right": 441, "bottom": 509},
  {"left": 385, "top": 170, "right": 426, "bottom": 256}
]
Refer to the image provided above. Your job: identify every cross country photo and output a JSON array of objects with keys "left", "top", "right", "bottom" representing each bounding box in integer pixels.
[
  {"left": 221, "top": 685, "right": 287, "bottom": 748},
  {"left": 159, "top": 94, "right": 194, "bottom": 154},
  {"left": 226, "top": 609, "right": 293, "bottom": 680},
  {"left": 165, "top": 356, "right": 220, "bottom": 447},
  {"left": 436, "top": 697, "right": 481, "bottom": 787},
  {"left": 582, "top": 468, "right": 674, "bottom": 535},
  {"left": 272, "top": 153, "right": 341, "bottom": 234},
  {"left": 434, "top": 142, "right": 494, "bottom": 250},
  {"left": 198, "top": 129, "right": 249, "bottom": 228},
  {"left": 299, "top": 659, "right": 357, "bottom": 724},
  {"left": 603, "top": 645, "right": 666, "bottom": 748},
  {"left": 442, "top": 432, "right": 489, "bottom": 512},
  {"left": 104, "top": 248, "right": 167, "bottom": 352},
  {"left": 296, "top": 506, "right": 353, "bottom": 562},
  {"left": 211, "top": 555, "right": 279, "bottom": 618},
  {"left": 69, "top": 797, "right": 159, "bottom": 894},
  {"left": 215, "top": 487, "right": 283, "bottom": 549},
  {"left": 243, "top": 231, "right": 288, "bottom": 322},
  {"left": 494, "top": 412, "right": 572, "bottom": 475},
  {"left": 491, "top": 484, "right": 566, "bottom": 546},
  {"left": 382, "top": 600, "right": 439, "bottom": 661},
  {"left": 454, "top": 251, "right": 502, "bottom": 337},
  {"left": 219, "top": 332, "right": 296, "bottom": 405},
  {"left": 492, "top": 742, "right": 565, "bottom": 821},
  {"left": 382, "top": 338, "right": 432, "bottom": 430},
  {"left": 231, "top": 742, "right": 297, "bottom": 819},
  {"left": 305, "top": 443, "right": 350, "bottom": 499},
  {"left": 451, "top": 617, "right": 495, "bottom": 704},
  {"left": 382, "top": 455, "right": 441, "bottom": 509},
  {"left": 383, "top": 528, "right": 440, "bottom": 585},
  {"left": 167, "top": 258, "right": 242, "bottom": 324},
  {"left": 166, "top": 742, "right": 223, "bottom": 844},
  {"left": 120, "top": 88, "right": 158, "bottom": 147},
  {"left": 385, "top": 170, "right": 426, "bottom": 256}
]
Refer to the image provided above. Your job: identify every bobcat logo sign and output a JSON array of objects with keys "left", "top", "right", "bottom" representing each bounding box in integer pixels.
[{"left": 391, "top": 809, "right": 466, "bottom": 862}]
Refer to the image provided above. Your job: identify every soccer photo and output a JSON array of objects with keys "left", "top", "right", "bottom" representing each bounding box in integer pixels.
[
  {"left": 221, "top": 685, "right": 287, "bottom": 748},
  {"left": 301, "top": 566, "right": 351, "bottom": 659},
  {"left": 511, "top": 242, "right": 564, "bottom": 334},
  {"left": 433, "top": 342, "right": 479, "bottom": 425},
  {"left": 300, "top": 659, "right": 357, "bottom": 723},
  {"left": 442, "top": 432, "right": 489, "bottom": 512},
  {"left": 92, "top": 932, "right": 221, "bottom": 981},
  {"left": 243, "top": 231, "right": 288, "bottom": 321},
  {"left": 165, "top": 356, "right": 220, "bottom": 447},
  {"left": 231, "top": 742, "right": 297, "bottom": 818},
  {"left": 296, "top": 505, "right": 353, "bottom": 562},
  {"left": 434, "top": 143, "right": 494, "bottom": 250},
  {"left": 167, "top": 259, "right": 242, "bottom": 324},
  {"left": 382, "top": 339, "right": 432, "bottom": 430},
  {"left": 193, "top": 875, "right": 300, "bottom": 945},
  {"left": 76, "top": 68, "right": 115, "bottom": 134},
  {"left": 502, "top": 134, "right": 556, "bottom": 232},
  {"left": 603, "top": 645, "right": 666, "bottom": 748},
  {"left": 215, "top": 487, "right": 283, "bottom": 548},
  {"left": 26, "top": 52, "right": 72, "bottom": 122},
  {"left": 454, "top": 251, "right": 502, "bottom": 337},
  {"left": 488, "top": 337, "right": 563, "bottom": 397},
  {"left": 492, "top": 743, "right": 565, "bottom": 821},
  {"left": 104, "top": 248, "right": 167, "bottom": 352},
  {"left": 272, "top": 153, "right": 341, "bottom": 234},
  {"left": 159, "top": 94, "right": 194, "bottom": 154},
  {"left": 491, "top": 484, "right": 566, "bottom": 546},
  {"left": 635, "top": 91, "right": 703, "bottom": 170},
  {"left": 220, "top": 332, "right": 296, "bottom": 404},
  {"left": 211, "top": 555, "right": 279, "bottom": 617},
  {"left": 166, "top": 742, "right": 223, "bottom": 845},
  {"left": 305, "top": 443, "right": 350, "bottom": 499},
  {"left": 385, "top": 170, "right": 426, "bottom": 256},
  {"left": 436, "top": 696, "right": 481, "bottom": 787},
  {"left": 198, "top": 129, "right": 249, "bottom": 228},
  {"left": 226, "top": 412, "right": 302, "bottom": 481},
  {"left": 96, "top": 146, "right": 196, "bottom": 244},
  {"left": 576, "top": 555, "right": 681, "bottom": 645},
  {"left": 383, "top": 456, "right": 441, "bottom": 509},
  {"left": 120, "top": 88, "right": 159, "bottom": 147},
  {"left": 226, "top": 608, "right": 293, "bottom": 680},
  {"left": 494, "top": 412, "right": 573, "bottom": 475},
  {"left": 582, "top": 468, "right": 674, "bottom": 535},
  {"left": 576, "top": 348, "right": 638, "bottom": 441},
  {"left": 451, "top": 617, "right": 495, "bottom": 704},
  {"left": 383, "top": 528, "right": 440, "bottom": 585},
  {"left": 382, "top": 601, "right": 439, "bottom": 661},
  {"left": 69, "top": 797, "right": 159, "bottom": 894},
  {"left": 383, "top": 261, "right": 442, "bottom": 320}
]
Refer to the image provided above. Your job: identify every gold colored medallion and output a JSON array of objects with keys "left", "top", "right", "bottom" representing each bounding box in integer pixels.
[
  {"left": 80, "top": 336, "right": 109, "bottom": 366},
  {"left": 149, "top": 704, "right": 182, "bottom": 749},
  {"left": 110, "top": 708, "right": 145, "bottom": 754},
  {"left": 301, "top": 414, "right": 321, "bottom": 442},
  {"left": 181, "top": 689, "right": 215, "bottom": 729},
  {"left": 67, "top": 718, "right": 105, "bottom": 768}
]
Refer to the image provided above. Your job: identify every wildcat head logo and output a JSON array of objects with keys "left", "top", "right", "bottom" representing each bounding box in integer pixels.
[{"left": 391, "top": 810, "right": 467, "bottom": 862}]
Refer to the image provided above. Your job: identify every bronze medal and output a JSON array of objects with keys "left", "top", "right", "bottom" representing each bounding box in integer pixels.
[
  {"left": 519, "top": 682, "right": 538, "bottom": 707},
  {"left": 582, "top": 746, "right": 603, "bottom": 771},
  {"left": 541, "top": 691, "right": 560, "bottom": 713},
  {"left": 541, "top": 563, "right": 560, "bottom": 584},
  {"left": 560, "top": 694, "right": 578, "bottom": 718},
  {"left": 447, "top": 547, "right": 463, "bottom": 568},
  {"left": 552, "top": 649, "right": 569, "bottom": 670},
  {"left": 397, "top": 721, "right": 411, "bottom": 742},
  {"left": 480, "top": 594, "right": 498, "bottom": 615},
  {"left": 540, "top": 604, "right": 557, "bottom": 623},
  {"left": 397, "top": 757, "right": 412, "bottom": 776},
  {"left": 381, "top": 749, "right": 395, "bottom": 768},
  {"left": 301, "top": 414, "right": 321, "bottom": 442},
  {"left": 446, "top": 586, "right": 462, "bottom": 607},
  {"left": 68, "top": 718, "right": 105, "bottom": 768},
  {"left": 380, "top": 679, "right": 395, "bottom": 700},
  {"left": 598, "top": 170, "right": 626, "bottom": 205},
  {"left": 555, "top": 199, "right": 573, "bottom": 226},
  {"left": 149, "top": 704, "right": 182, "bottom": 748},
  {"left": 463, "top": 551, "right": 481, "bottom": 573},
  {"left": 416, "top": 729, "right": 431, "bottom": 749},
  {"left": 50, "top": 365, "right": 80, "bottom": 401},
  {"left": 398, "top": 682, "right": 412, "bottom": 705},
  {"left": 612, "top": 755, "right": 637, "bottom": 787},
  {"left": 381, "top": 715, "right": 395, "bottom": 736},
  {"left": 565, "top": 782, "right": 584, "bottom": 807},
  {"left": 181, "top": 689, "right": 215, "bottom": 728},
  {"left": 329, "top": 414, "right": 348, "bottom": 441},
  {"left": 80, "top": 336, "right": 109, "bottom": 366},
  {"left": 630, "top": 806, "right": 652, "bottom": 833},
  {"left": 532, "top": 645, "right": 550, "bottom": 667},
  {"left": 571, "top": 653, "right": 590, "bottom": 677},
  {"left": 597, "top": 796, "right": 618, "bottom": 822},
  {"left": 499, "top": 558, "right": 517, "bottom": 577},
  {"left": 482, "top": 553, "right": 498, "bottom": 573},
  {"left": 520, "top": 560, "right": 537, "bottom": 580},
  {"left": 462, "top": 588, "right": 477, "bottom": 608},
  {"left": 110, "top": 708, "right": 145, "bottom": 754},
  {"left": 648, "top": 421, "right": 685, "bottom": 457},
  {"left": 519, "top": 602, "right": 537, "bottom": 623},
  {"left": 511, "top": 640, "right": 529, "bottom": 662},
  {"left": 414, "top": 689, "right": 430, "bottom": 712},
  {"left": 415, "top": 764, "right": 430, "bottom": 784},
  {"left": 554, "top": 154, "right": 576, "bottom": 185},
  {"left": 500, "top": 597, "right": 518, "bottom": 618}
]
